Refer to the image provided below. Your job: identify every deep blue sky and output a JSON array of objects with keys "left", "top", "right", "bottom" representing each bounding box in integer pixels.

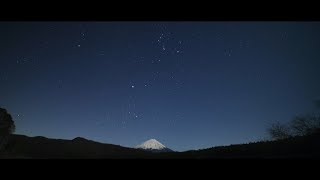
[{"left": 1, "top": 22, "right": 320, "bottom": 151}]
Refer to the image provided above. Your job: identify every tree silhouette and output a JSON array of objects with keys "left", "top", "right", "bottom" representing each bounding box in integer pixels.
[
  {"left": 0, "top": 108, "right": 15, "bottom": 136},
  {"left": 267, "top": 121, "right": 291, "bottom": 140},
  {"left": 290, "top": 115, "right": 320, "bottom": 136},
  {"left": 268, "top": 100, "right": 320, "bottom": 140},
  {"left": 0, "top": 107, "right": 15, "bottom": 151}
]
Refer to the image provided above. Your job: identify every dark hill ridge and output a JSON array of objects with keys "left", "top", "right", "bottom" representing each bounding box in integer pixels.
[
  {"left": 1, "top": 133, "right": 320, "bottom": 158},
  {"left": 170, "top": 132, "right": 320, "bottom": 159},
  {"left": 1, "top": 134, "right": 154, "bottom": 158},
  {"left": 72, "top": 137, "right": 89, "bottom": 142}
]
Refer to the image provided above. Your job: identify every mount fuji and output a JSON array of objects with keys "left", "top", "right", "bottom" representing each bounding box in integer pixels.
[{"left": 135, "top": 139, "right": 173, "bottom": 152}]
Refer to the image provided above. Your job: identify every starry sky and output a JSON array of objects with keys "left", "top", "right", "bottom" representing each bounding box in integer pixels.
[{"left": 1, "top": 22, "right": 320, "bottom": 151}]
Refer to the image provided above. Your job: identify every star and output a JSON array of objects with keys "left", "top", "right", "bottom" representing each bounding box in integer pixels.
[
  {"left": 131, "top": 85, "right": 135, "bottom": 88},
  {"left": 77, "top": 44, "right": 81, "bottom": 47}
]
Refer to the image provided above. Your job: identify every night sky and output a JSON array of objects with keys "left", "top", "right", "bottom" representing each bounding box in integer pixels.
[{"left": 1, "top": 22, "right": 320, "bottom": 151}]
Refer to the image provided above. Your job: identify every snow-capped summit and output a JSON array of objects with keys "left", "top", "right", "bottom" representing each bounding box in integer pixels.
[
  {"left": 136, "top": 139, "right": 165, "bottom": 149},
  {"left": 135, "top": 139, "right": 173, "bottom": 152}
]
